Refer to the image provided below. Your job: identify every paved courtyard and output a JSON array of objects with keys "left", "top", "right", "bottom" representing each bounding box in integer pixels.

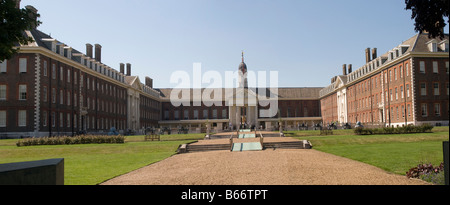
[{"left": 102, "top": 139, "right": 428, "bottom": 185}]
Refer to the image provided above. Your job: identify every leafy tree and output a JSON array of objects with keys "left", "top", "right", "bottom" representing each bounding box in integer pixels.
[
  {"left": 405, "top": 0, "right": 449, "bottom": 39},
  {"left": 0, "top": 0, "right": 41, "bottom": 61}
]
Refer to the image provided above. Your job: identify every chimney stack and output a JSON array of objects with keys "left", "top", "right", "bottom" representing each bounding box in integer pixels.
[
  {"left": 86, "top": 44, "right": 93, "bottom": 59},
  {"left": 372, "top": 48, "right": 377, "bottom": 60},
  {"left": 145, "top": 77, "right": 153, "bottom": 88},
  {"left": 365, "top": 48, "right": 371, "bottom": 63},
  {"left": 342, "top": 64, "right": 347, "bottom": 75},
  {"left": 94, "top": 44, "right": 102, "bottom": 62},
  {"left": 120, "top": 63, "right": 125, "bottom": 74},
  {"left": 25, "top": 5, "right": 38, "bottom": 29},
  {"left": 348, "top": 64, "right": 352, "bottom": 74},
  {"left": 126, "top": 63, "right": 131, "bottom": 76}
]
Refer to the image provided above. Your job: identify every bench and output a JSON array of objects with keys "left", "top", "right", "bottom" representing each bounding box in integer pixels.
[{"left": 145, "top": 134, "right": 161, "bottom": 141}]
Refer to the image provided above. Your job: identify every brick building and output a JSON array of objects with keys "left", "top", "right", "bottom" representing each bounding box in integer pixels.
[
  {"left": 320, "top": 33, "right": 449, "bottom": 127},
  {"left": 0, "top": 4, "right": 160, "bottom": 138},
  {"left": 157, "top": 87, "right": 322, "bottom": 133}
]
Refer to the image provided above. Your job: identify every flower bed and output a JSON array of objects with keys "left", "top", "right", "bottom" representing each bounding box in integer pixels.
[
  {"left": 354, "top": 124, "right": 434, "bottom": 135},
  {"left": 406, "top": 162, "right": 445, "bottom": 185},
  {"left": 16, "top": 135, "right": 125, "bottom": 147}
]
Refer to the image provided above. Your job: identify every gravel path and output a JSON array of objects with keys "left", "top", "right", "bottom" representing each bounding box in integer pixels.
[{"left": 102, "top": 139, "right": 428, "bottom": 185}]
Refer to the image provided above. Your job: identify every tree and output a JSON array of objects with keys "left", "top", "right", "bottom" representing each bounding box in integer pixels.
[
  {"left": 405, "top": 0, "right": 449, "bottom": 39},
  {"left": 0, "top": 0, "right": 41, "bottom": 61}
]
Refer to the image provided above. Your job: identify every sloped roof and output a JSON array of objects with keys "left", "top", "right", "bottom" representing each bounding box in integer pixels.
[{"left": 156, "top": 87, "right": 322, "bottom": 101}]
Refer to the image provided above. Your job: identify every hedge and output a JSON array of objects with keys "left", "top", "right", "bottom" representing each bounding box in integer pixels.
[
  {"left": 16, "top": 135, "right": 125, "bottom": 147},
  {"left": 354, "top": 124, "right": 434, "bottom": 135}
]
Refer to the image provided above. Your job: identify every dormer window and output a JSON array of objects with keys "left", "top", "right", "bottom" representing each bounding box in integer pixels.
[
  {"left": 431, "top": 43, "right": 437, "bottom": 52},
  {"left": 59, "top": 44, "right": 65, "bottom": 56},
  {"left": 426, "top": 39, "right": 438, "bottom": 52},
  {"left": 389, "top": 51, "right": 394, "bottom": 61},
  {"left": 65, "top": 47, "right": 72, "bottom": 59},
  {"left": 439, "top": 40, "right": 449, "bottom": 52},
  {"left": 399, "top": 45, "right": 409, "bottom": 55}
]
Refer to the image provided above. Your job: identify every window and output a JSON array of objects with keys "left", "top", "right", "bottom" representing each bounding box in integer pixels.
[
  {"left": 420, "top": 61, "right": 426, "bottom": 73},
  {"left": 67, "top": 91, "right": 71, "bottom": 106},
  {"left": 394, "top": 68, "right": 397, "bottom": 80},
  {"left": 19, "top": 84, "right": 27, "bottom": 100},
  {"left": 406, "top": 84, "right": 410, "bottom": 98},
  {"left": 0, "top": 110, "right": 6, "bottom": 127},
  {"left": 406, "top": 63, "right": 409, "bottom": 76},
  {"left": 446, "top": 62, "right": 449, "bottom": 74},
  {"left": 222, "top": 109, "right": 227, "bottom": 119},
  {"left": 60, "top": 113, "right": 63, "bottom": 128},
  {"left": 391, "top": 108, "right": 394, "bottom": 120},
  {"left": 42, "top": 111, "right": 47, "bottom": 127},
  {"left": 390, "top": 89, "right": 393, "bottom": 101},
  {"left": 60, "top": 90, "right": 64, "bottom": 105},
  {"left": 421, "top": 104, "right": 428, "bottom": 117},
  {"left": 407, "top": 104, "right": 411, "bottom": 117},
  {"left": 164, "top": 110, "right": 169, "bottom": 120},
  {"left": 203, "top": 109, "right": 208, "bottom": 119},
  {"left": 174, "top": 110, "right": 179, "bottom": 120},
  {"left": 401, "top": 105, "right": 405, "bottom": 118},
  {"left": 431, "top": 43, "right": 437, "bottom": 52},
  {"left": 52, "top": 64, "right": 56, "bottom": 79},
  {"left": 400, "top": 86, "right": 404, "bottom": 99},
  {"left": 420, "top": 83, "right": 426, "bottom": 96},
  {"left": 395, "top": 87, "right": 398, "bottom": 100},
  {"left": 389, "top": 70, "right": 392, "bottom": 81},
  {"left": 194, "top": 110, "right": 199, "bottom": 119},
  {"left": 51, "top": 112, "right": 55, "bottom": 127},
  {"left": 43, "top": 86, "right": 47, "bottom": 102},
  {"left": 0, "top": 85, "right": 6, "bottom": 100},
  {"left": 433, "top": 61, "right": 438, "bottom": 73},
  {"left": 434, "top": 103, "right": 441, "bottom": 116},
  {"left": 18, "top": 110, "right": 26, "bottom": 127},
  {"left": 74, "top": 114, "right": 77, "bottom": 128},
  {"left": 400, "top": 66, "right": 403, "bottom": 78},
  {"left": 385, "top": 91, "right": 388, "bottom": 102},
  {"left": 396, "top": 107, "right": 399, "bottom": 120},
  {"left": 184, "top": 110, "right": 189, "bottom": 120},
  {"left": 43, "top": 61, "right": 47, "bottom": 76},
  {"left": 19, "top": 58, "right": 27, "bottom": 73},
  {"left": 60, "top": 67, "right": 63, "bottom": 81},
  {"left": 433, "top": 83, "right": 440, "bottom": 95},
  {"left": 0, "top": 60, "right": 7, "bottom": 73},
  {"left": 212, "top": 109, "right": 217, "bottom": 119},
  {"left": 52, "top": 88, "right": 56, "bottom": 103},
  {"left": 67, "top": 70, "right": 70, "bottom": 83},
  {"left": 67, "top": 113, "right": 71, "bottom": 128}
]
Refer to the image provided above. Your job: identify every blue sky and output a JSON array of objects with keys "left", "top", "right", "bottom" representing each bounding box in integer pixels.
[{"left": 21, "top": 0, "right": 449, "bottom": 88}]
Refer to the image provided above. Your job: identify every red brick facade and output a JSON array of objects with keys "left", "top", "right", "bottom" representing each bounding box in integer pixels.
[{"left": 320, "top": 33, "right": 449, "bottom": 127}]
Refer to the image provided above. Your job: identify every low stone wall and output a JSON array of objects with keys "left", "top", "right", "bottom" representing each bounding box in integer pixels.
[{"left": 0, "top": 158, "right": 64, "bottom": 185}]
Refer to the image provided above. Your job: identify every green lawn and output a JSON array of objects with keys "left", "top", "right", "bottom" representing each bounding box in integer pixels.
[
  {"left": 289, "top": 126, "right": 449, "bottom": 176},
  {"left": 1, "top": 128, "right": 448, "bottom": 184},
  {"left": 0, "top": 136, "right": 199, "bottom": 185}
]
